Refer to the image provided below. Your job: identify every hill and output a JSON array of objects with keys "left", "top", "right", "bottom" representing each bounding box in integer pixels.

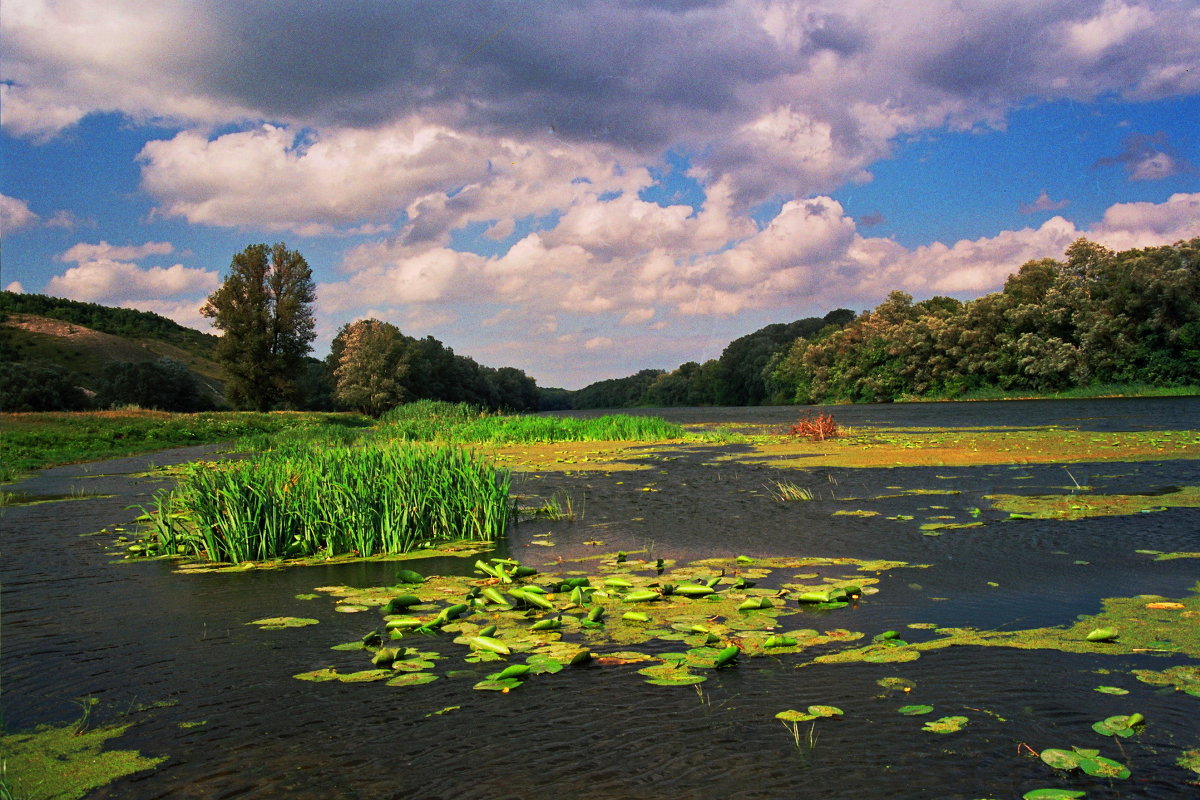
[{"left": 0, "top": 293, "right": 227, "bottom": 408}]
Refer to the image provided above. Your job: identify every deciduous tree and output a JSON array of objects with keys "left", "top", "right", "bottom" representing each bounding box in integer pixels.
[{"left": 202, "top": 243, "right": 316, "bottom": 411}]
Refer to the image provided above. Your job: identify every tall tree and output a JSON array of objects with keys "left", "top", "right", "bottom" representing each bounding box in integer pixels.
[
  {"left": 331, "top": 318, "right": 412, "bottom": 416},
  {"left": 202, "top": 243, "right": 316, "bottom": 411}
]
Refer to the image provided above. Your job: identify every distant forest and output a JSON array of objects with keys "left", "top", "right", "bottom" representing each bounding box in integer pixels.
[
  {"left": 569, "top": 237, "right": 1200, "bottom": 407},
  {"left": 3, "top": 237, "right": 1196, "bottom": 413}
]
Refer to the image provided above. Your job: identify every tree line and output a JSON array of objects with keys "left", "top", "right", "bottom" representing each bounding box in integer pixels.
[
  {"left": 201, "top": 242, "right": 541, "bottom": 415},
  {"left": 570, "top": 238, "right": 1199, "bottom": 407}
]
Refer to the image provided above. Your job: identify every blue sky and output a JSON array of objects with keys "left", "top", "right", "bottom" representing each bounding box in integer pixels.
[{"left": 2, "top": 1, "right": 1197, "bottom": 389}]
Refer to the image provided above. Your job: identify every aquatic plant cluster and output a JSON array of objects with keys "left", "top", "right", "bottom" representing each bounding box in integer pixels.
[
  {"left": 294, "top": 552, "right": 895, "bottom": 690},
  {"left": 146, "top": 442, "right": 511, "bottom": 562},
  {"left": 135, "top": 403, "right": 689, "bottom": 563},
  {"left": 379, "top": 400, "right": 685, "bottom": 444},
  {"left": 256, "top": 547, "right": 1200, "bottom": 797}
]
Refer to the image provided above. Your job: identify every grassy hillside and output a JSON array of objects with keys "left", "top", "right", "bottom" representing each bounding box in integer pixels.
[{"left": 0, "top": 293, "right": 227, "bottom": 405}]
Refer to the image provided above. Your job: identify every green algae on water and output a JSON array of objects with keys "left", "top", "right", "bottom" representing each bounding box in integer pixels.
[{"left": 0, "top": 722, "right": 165, "bottom": 800}]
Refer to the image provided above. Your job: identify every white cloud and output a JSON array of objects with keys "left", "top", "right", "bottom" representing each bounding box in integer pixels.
[
  {"left": 1, "top": 194, "right": 38, "bottom": 232},
  {"left": 60, "top": 240, "right": 174, "bottom": 263},
  {"left": 1019, "top": 190, "right": 1070, "bottom": 214},
  {"left": 47, "top": 259, "right": 218, "bottom": 303},
  {"left": 5, "top": 281, "right": 25, "bottom": 293},
  {"left": 119, "top": 298, "right": 212, "bottom": 331}
]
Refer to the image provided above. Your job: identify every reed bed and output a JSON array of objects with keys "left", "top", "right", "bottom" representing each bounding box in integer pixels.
[
  {"left": 148, "top": 442, "right": 511, "bottom": 563},
  {"left": 379, "top": 401, "right": 685, "bottom": 444}
]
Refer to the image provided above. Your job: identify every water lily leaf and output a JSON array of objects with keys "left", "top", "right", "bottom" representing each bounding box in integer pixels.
[
  {"left": 897, "top": 704, "right": 934, "bottom": 716},
  {"left": 877, "top": 677, "right": 917, "bottom": 691},
  {"left": 807, "top": 705, "right": 843, "bottom": 718},
  {"left": 1091, "top": 714, "right": 1141, "bottom": 737},
  {"left": 1085, "top": 627, "right": 1118, "bottom": 642},
  {"left": 248, "top": 616, "right": 319, "bottom": 629},
  {"left": 386, "top": 672, "right": 438, "bottom": 687},
  {"left": 1040, "top": 749, "right": 1083, "bottom": 770},
  {"left": 473, "top": 677, "right": 522, "bottom": 691},
  {"left": 1022, "top": 790, "right": 1086, "bottom": 799},
  {"left": 1093, "top": 685, "right": 1128, "bottom": 695},
  {"left": 922, "top": 715, "right": 968, "bottom": 734},
  {"left": 1078, "top": 755, "right": 1130, "bottom": 779},
  {"left": 775, "top": 709, "right": 817, "bottom": 722},
  {"left": 645, "top": 675, "right": 707, "bottom": 686},
  {"left": 525, "top": 654, "right": 564, "bottom": 675}
]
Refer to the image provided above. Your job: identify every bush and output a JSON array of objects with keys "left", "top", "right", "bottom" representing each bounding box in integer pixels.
[
  {"left": 0, "top": 361, "right": 92, "bottom": 411},
  {"left": 94, "top": 359, "right": 212, "bottom": 412},
  {"left": 788, "top": 412, "right": 838, "bottom": 441}
]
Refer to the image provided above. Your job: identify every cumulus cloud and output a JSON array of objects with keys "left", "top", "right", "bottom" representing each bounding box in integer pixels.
[
  {"left": 59, "top": 240, "right": 174, "bottom": 263},
  {"left": 1, "top": 193, "right": 38, "bottom": 232},
  {"left": 5, "top": 281, "right": 25, "bottom": 293},
  {"left": 47, "top": 240, "right": 217, "bottom": 306},
  {"left": 1094, "top": 131, "right": 1194, "bottom": 181},
  {"left": 47, "top": 259, "right": 219, "bottom": 303},
  {"left": 8, "top": 2, "right": 1200, "bottom": 207},
  {"left": 1019, "top": 190, "right": 1070, "bottom": 214}
]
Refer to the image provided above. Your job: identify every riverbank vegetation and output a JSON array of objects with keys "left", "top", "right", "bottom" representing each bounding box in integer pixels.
[
  {"left": 146, "top": 442, "right": 511, "bottom": 562},
  {"left": 572, "top": 238, "right": 1200, "bottom": 407},
  {"left": 0, "top": 409, "right": 372, "bottom": 483},
  {"left": 115, "top": 401, "right": 687, "bottom": 563}
]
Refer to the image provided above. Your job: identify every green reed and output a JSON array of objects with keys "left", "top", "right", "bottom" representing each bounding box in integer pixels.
[
  {"left": 149, "top": 441, "right": 511, "bottom": 563},
  {"left": 379, "top": 401, "right": 685, "bottom": 444}
]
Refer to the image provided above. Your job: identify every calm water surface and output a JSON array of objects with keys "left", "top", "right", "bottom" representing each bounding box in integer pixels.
[{"left": 2, "top": 398, "right": 1198, "bottom": 798}]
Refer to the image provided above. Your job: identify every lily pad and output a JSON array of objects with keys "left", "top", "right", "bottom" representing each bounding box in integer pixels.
[
  {"left": 473, "top": 677, "right": 523, "bottom": 691},
  {"left": 775, "top": 709, "right": 817, "bottom": 722},
  {"left": 807, "top": 705, "right": 843, "bottom": 718},
  {"left": 1091, "top": 713, "right": 1143, "bottom": 738},
  {"left": 1022, "top": 790, "right": 1086, "bottom": 799},
  {"left": 897, "top": 704, "right": 934, "bottom": 716},
  {"left": 922, "top": 715, "right": 968, "bottom": 734},
  {"left": 386, "top": 672, "right": 439, "bottom": 687},
  {"left": 247, "top": 616, "right": 319, "bottom": 629},
  {"left": 1093, "top": 685, "right": 1128, "bottom": 695}
]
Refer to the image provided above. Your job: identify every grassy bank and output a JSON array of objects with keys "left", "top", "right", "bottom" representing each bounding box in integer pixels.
[{"left": 0, "top": 410, "right": 372, "bottom": 483}]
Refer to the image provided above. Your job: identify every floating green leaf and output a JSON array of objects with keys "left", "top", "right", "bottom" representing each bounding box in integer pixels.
[
  {"left": 1022, "top": 790, "right": 1086, "bottom": 799},
  {"left": 386, "top": 672, "right": 438, "bottom": 687},
  {"left": 922, "top": 715, "right": 968, "bottom": 733},
  {"left": 775, "top": 709, "right": 817, "bottom": 722},
  {"left": 1091, "top": 714, "right": 1143, "bottom": 737},
  {"left": 247, "top": 616, "right": 318, "bottom": 629},
  {"left": 807, "top": 705, "right": 843, "bottom": 718},
  {"left": 897, "top": 704, "right": 934, "bottom": 716},
  {"left": 1093, "top": 685, "right": 1128, "bottom": 695}
]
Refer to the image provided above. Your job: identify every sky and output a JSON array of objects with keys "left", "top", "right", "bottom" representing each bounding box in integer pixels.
[{"left": 2, "top": 1, "right": 1198, "bottom": 390}]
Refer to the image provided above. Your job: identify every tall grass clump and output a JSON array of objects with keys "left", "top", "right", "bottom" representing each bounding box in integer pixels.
[
  {"left": 147, "top": 442, "right": 511, "bottom": 563},
  {"left": 378, "top": 401, "right": 685, "bottom": 444}
]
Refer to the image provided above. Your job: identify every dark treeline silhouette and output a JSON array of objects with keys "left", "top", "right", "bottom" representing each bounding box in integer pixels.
[
  {"left": 569, "top": 309, "right": 855, "bottom": 409},
  {"left": 569, "top": 238, "right": 1199, "bottom": 407},
  {"left": 321, "top": 318, "right": 540, "bottom": 416}
]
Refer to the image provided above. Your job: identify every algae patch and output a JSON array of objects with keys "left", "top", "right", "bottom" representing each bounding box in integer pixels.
[
  {"left": 988, "top": 485, "right": 1200, "bottom": 520},
  {"left": 1, "top": 722, "right": 165, "bottom": 800}
]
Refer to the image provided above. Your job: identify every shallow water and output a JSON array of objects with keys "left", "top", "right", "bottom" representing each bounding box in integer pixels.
[{"left": 2, "top": 398, "right": 1199, "bottom": 799}]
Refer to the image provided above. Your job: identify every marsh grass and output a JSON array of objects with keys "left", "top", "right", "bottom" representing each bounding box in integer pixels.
[
  {"left": 148, "top": 442, "right": 511, "bottom": 563},
  {"left": 0, "top": 410, "right": 371, "bottom": 483},
  {"left": 520, "top": 491, "right": 581, "bottom": 522},
  {"left": 769, "top": 480, "right": 815, "bottom": 502},
  {"left": 379, "top": 401, "right": 685, "bottom": 444}
]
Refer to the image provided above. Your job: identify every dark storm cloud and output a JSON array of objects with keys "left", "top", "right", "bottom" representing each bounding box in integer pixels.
[{"left": 201, "top": 0, "right": 788, "bottom": 147}]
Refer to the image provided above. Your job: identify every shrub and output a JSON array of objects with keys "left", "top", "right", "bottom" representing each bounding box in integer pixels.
[{"left": 788, "top": 412, "right": 838, "bottom": 441}]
